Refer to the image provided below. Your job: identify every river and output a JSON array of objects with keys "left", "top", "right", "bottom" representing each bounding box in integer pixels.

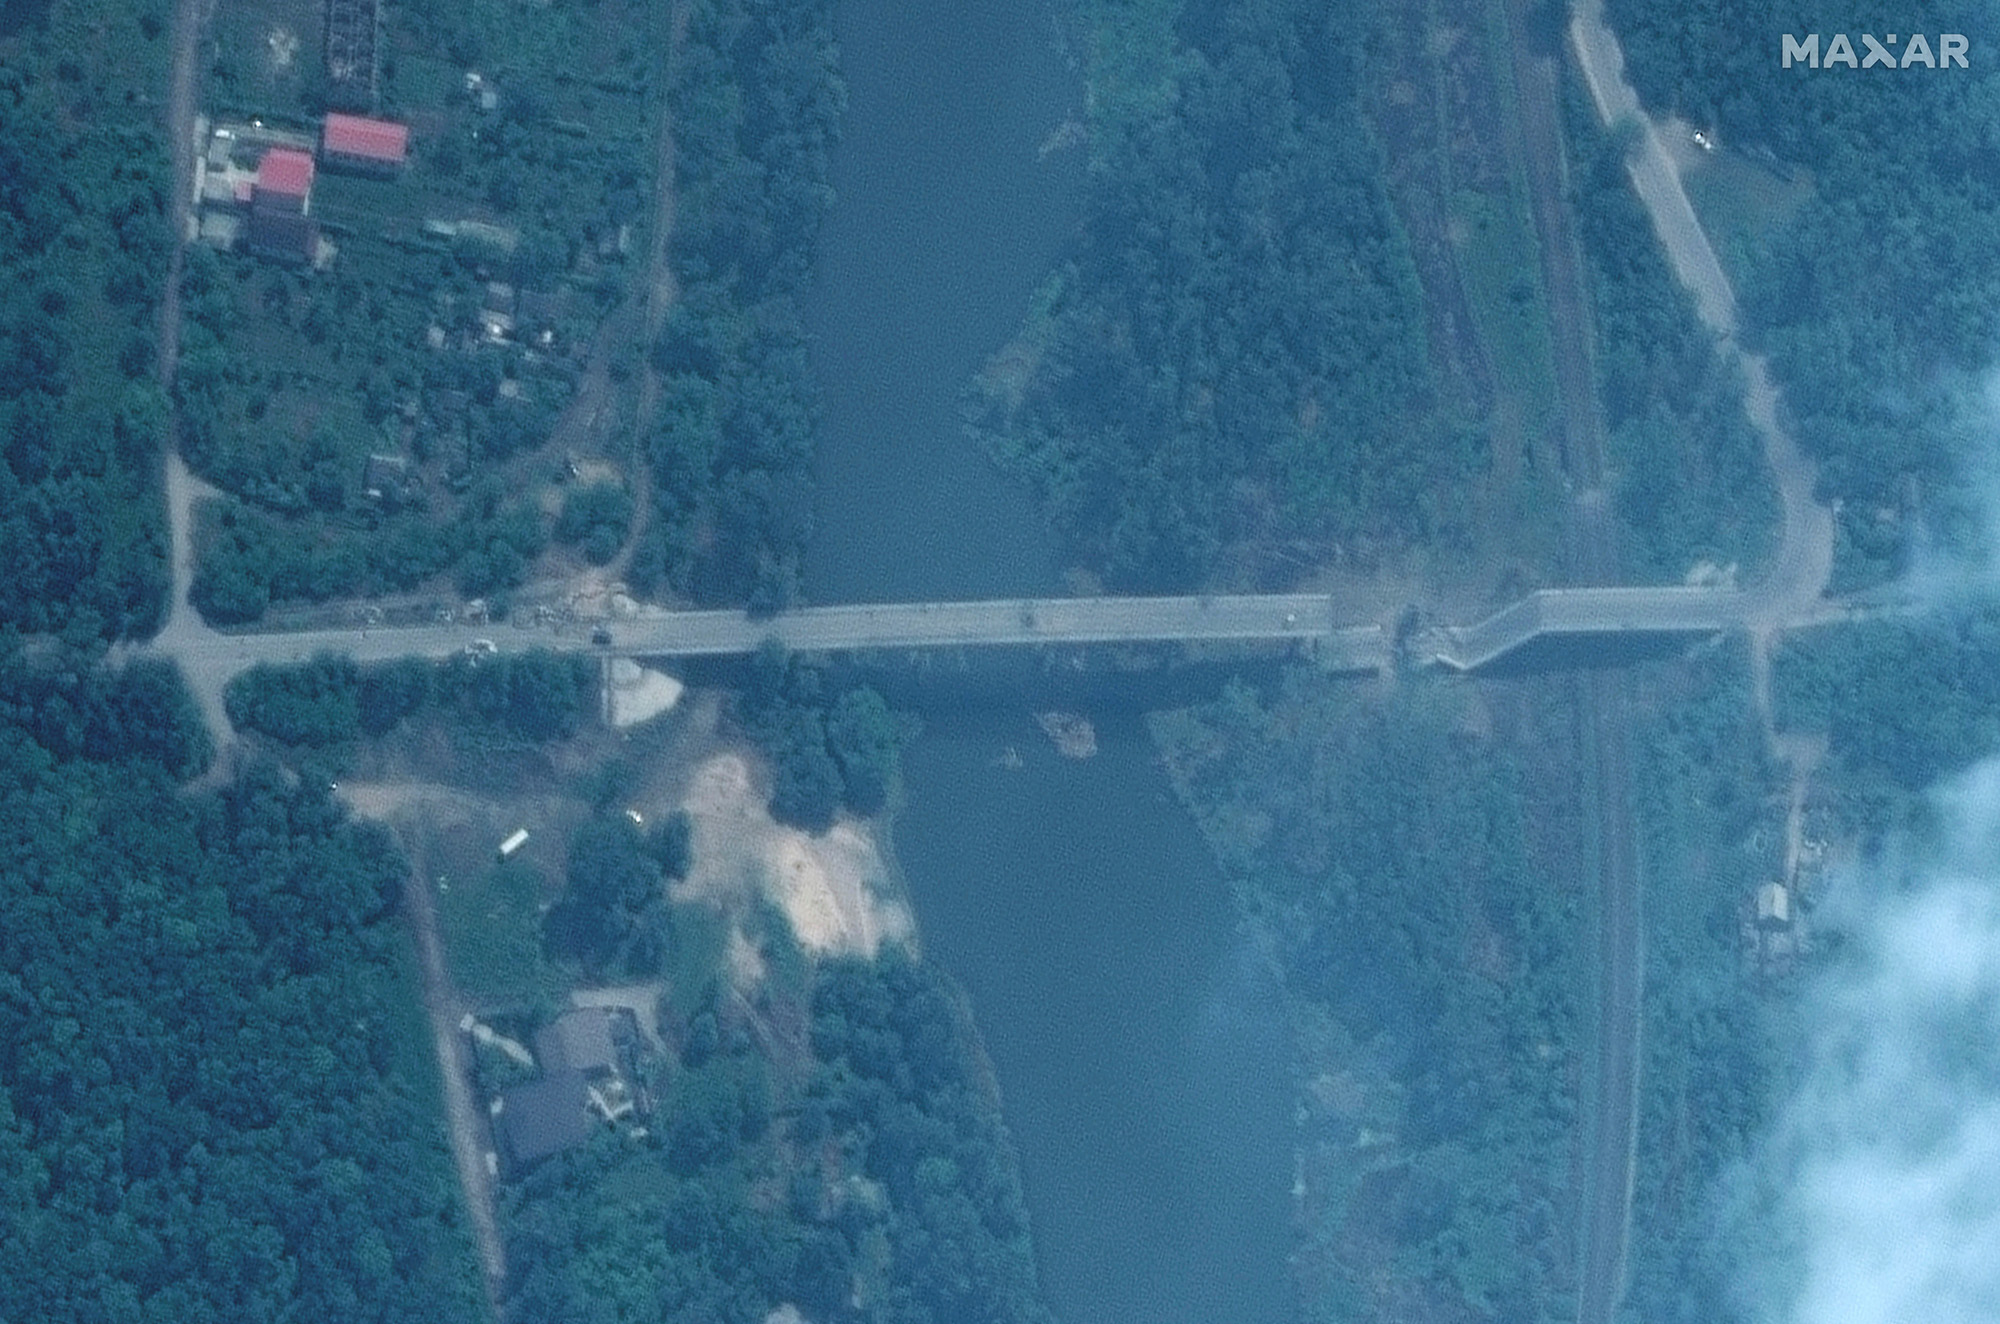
[{"left": 801, "top": 1, "right": 1295, "bottom": 1321}]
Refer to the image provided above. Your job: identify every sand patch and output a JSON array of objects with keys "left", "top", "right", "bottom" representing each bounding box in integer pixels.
[
  {"left": 674, "top": 752, "right": 912, "bottom": 968},
  {"left": 608, "top": 658, "right": 683, "bottom": 728}
]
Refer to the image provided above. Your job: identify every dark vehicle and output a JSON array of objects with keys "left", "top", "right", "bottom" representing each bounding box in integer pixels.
[{"left": 591, "top": 628, "right": 612, "bottom": 647}]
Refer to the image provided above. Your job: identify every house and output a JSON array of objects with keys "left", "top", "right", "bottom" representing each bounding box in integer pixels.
[
  {"left": 254, "top": 148, "right": 315, "bottom": 213},
  {"left": 322, "top": 113, "right": 410, "bottom": 174},
  {"left": 535, "top": 1008, "right": 625, "bottom": 1080},
  {"left": 495, "top": 1072, "right": 592, "bottom": 1173},
  {"left": 247, "top": 208, "right": 317, "bottom": 264}
]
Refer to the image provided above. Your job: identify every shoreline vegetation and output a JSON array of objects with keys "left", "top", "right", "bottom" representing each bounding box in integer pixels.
[
  {"left": 970, "top": 0, "right": 1468, "bottom": 594},
  {"left": 1154, "top": 672, "right": 1583, "bottom": 1322}
]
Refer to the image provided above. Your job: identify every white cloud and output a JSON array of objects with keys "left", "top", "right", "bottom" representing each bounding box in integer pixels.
[{"left": 1735, "top": 760, "right": 2000, "bottom": 1324}]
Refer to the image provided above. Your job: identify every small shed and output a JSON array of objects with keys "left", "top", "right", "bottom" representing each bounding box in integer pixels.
[
  {"left": 498, "top": 828, "right": 530, "bottom": 859},
  {"left": 1755, "top": 882, "right": 1791, "bottom": 929}
]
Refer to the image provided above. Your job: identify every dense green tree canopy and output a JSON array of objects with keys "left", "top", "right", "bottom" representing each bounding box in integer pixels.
[
  {"left": 0, "top": 653, "right": 481, "bottom": 1323},
  {"left": 970, "top": 0, "right": 1460, "bottom": 589}
]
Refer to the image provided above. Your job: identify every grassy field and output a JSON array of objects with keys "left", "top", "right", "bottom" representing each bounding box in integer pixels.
[
  {"left": 1681, "top": 148, "right": 1814, "bottom": 295},
  {"left": 1451, "top": 186, "right": 1561, "bottom": 444},
  {"left": 437, "top": 853, "right": 572, "bottom": 1009}
]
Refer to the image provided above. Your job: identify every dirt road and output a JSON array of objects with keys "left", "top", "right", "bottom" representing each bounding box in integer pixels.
[
  {"left": 1567, "top": 0, "right": 1835, "bottom": 644},
  {"left": 340, "top": 784, "right": 509, "bottom": 1314},
  {"left": 402, "top": 855, "right": 509, "bottom": 1313},
  {"left": 157, "top": 0, "right": 200, "bottom": 389}
]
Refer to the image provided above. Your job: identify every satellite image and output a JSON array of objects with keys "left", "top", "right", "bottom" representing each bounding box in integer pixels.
[{"left": 0, "top": 0, "right": 1993, "bottom": 1321}]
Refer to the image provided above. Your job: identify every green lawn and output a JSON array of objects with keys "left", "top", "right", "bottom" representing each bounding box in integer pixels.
[{"left": 438, "top": 856, "right": 571, "bottom": 1009}]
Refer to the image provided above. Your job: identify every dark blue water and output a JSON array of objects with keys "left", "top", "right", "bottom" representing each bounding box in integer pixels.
[
  {"left": 803, "top": 0, "right": 1070, "bottom": 604},
  {"left": 801, "top": 2, "right": 1296, "bottom": 1320}
]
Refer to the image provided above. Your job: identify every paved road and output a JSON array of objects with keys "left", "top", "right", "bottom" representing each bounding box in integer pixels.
[
  {"left": 1436, "top": 587, "right": 1744, "bottom": 671},
  {"left": 155, "top": 594, "right": 1381, "bottom": 668},
  {"left": 141, "top": 582, "right": 1829, "bottom": 694}
]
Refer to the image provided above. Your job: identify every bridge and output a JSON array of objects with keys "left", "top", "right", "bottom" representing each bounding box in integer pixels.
[
  {"left": 149, "top": 583, "right": 1788, "bottom": 693},
  {"left": 1423, "top": 586, "right": 1748, "bottom": 671}
]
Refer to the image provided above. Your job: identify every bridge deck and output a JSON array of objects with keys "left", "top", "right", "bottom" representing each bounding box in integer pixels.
[
  {"left": 1437, "top": 587, "right": 1745, "bottom": 671},
  {"left": 142, "top": 584, "right": 1761, "bottom": 696},
  {"left": 161, "top": 593, "right": 1380, "bottom": 674}
]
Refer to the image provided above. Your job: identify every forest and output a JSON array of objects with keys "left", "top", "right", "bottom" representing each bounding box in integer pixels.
[
  {"left": 1155, "top": 671, "right": 1580, "bottom": 1323},
  {"left": 223, "top": 649, "right": 599, "bottom": 749},
  {"left": 631, "top": 0, "right": 843, "bottom": 611},
  {"left": 1564, "top": 85, "right": 1775, "bottom": 580},
  {"left": 1774, "top": 604, "right": 2000, "bottom": 796},
  {"left": 734, "top": 643, "right": 915, "bottom": 832},
  {"left": 499, "top": 946, "right": 1051, "bottom": 1324},
  {"left": 1608, "top": 0, "right": 2000, "bottom": 585},
  {"left": 0, "top": 644, "right": 484, "bottom": 1323},
  {"left": 0, "top": 0, "right": 174, "bottom": 643},
  {"left": 969, "top": 0, "right": 1466, "bottom": 591}
]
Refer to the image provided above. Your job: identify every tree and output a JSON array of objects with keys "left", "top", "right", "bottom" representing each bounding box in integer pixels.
[{"left": 827, "top": 686, "right": 904, "bottom": 815}]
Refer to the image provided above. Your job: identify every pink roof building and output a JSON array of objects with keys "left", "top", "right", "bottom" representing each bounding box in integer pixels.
[
  {"left": 255, "top": 148, "right": 316, "bottom": 212},
  {"left": 321, "top": 113, "right": 410, "bottom": 171}
]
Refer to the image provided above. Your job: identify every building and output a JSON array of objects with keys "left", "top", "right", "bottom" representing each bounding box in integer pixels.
[
  {"left": 1756, "top": 882, "right": 1792, "bottom": 929},
  {"left": 322, "top": 113, "right": 410, "bottom": 174},
  {"left": 247, "top": 207, "right": 317, "bottom": 263},
  {"left": 254, "top": 148, "right": 315, "bottom": 213},
  {"left": 535, "top": 1008, "right": 625, "bottom": 1080},
  {"left": 492, "top": 1009, "right": 641, "bottom": 1174},
  {"left": 495, "top": 1072, "right": 592, "bottom": 1174},
  {"left": 498, "top": 828, "right": 530, "bottom": 859}
]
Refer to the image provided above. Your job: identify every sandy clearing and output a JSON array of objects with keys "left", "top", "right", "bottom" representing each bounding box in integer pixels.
[
  {"left": 673, "top": 752, "right": 912, "bottom": 966},
  {"left": 608, "top": 658, "right": 684, "bottom": 727}
]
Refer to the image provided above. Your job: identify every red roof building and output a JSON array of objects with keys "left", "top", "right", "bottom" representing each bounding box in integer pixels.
[
  {"left": 321, "top": 113, "right": 410, "bottom": 172},
  {"left": 255, "top": 148, "right": 315, "bottom": 212}
]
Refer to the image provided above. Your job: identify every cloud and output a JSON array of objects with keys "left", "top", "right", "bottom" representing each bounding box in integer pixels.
[
  {"left": 1732, "top": 759, "right": 2000, "bottom": 1324},
  {"left": 1903, "top": 369, "right": 2000, "bottom": 607}
]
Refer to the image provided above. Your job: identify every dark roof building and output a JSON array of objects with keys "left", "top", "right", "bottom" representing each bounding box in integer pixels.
[
  {"left": 496, "top": 1072, "right": 592, "bottom": 1173},
  {"left": 247, "top": 208, "right": 318, "bottom": 264},
  {"left": 322, "top": 113, "right": 410, "bottom": 173},
  {"left": 255, "top": 148, "right": 315, "bottom": 213}
]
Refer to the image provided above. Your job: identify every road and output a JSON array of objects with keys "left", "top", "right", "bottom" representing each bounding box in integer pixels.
[
  {"left": 142, "top": 582, "right": 1866, "bottom": 716},
  {"left": 1557, "top": 6, "right": 1839, "bottom": 1324}
]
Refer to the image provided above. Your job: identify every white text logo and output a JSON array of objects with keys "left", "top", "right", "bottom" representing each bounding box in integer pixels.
[{"left": 1782, "top": 33, "right": 1969, "bottom": 68}]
